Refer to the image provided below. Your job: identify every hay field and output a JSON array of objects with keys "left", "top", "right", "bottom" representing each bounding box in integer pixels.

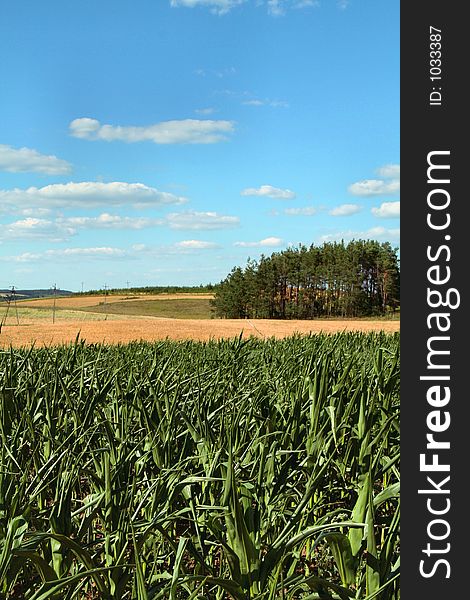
[
  {"left": 0, "top": 293, "right": 399, "bottom": 347},
  {"left": 0, "top": 316, "right": 400, "bottom": 347},
  {"left": 14, "top": 292, "right": 214, "bottom": 309}
]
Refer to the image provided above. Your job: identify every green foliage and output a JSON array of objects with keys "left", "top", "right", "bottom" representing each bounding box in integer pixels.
[
  {"left": 79, "top": 284, "right": 215, "bottom": 296},
  {"left": 212, "top": 240, "right": 400, "bottom": 319},
  {"left": 0, "top": 333, "right": 400, "bottom": 598}
]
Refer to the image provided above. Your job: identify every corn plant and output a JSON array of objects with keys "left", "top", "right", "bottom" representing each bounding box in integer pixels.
[{"left": 0, "top": 333, "right": 400, "bottom": 599}]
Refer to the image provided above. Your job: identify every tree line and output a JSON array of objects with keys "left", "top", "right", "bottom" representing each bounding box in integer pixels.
[
  {"left": 76, "top": 284, "right": 215, "bottom": 296},
  {"left": 211, "top": 240, "right": 400, "bottom": 319}
]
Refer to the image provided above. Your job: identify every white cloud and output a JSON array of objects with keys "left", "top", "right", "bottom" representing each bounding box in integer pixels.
[
  {"left": 59, "top": 214, "right": 164, "bottom": 230},
  {"left": 267, "top": 0, "right": 285, "bottom": 16},
  {"left": 329, "top": 203, "right": 361, "bottom": 216},
  {"left": 1, "top": 241, "right": 224, "bottom": 267},
  {"left": 284, "top": 206, "right": 317, "bottom": 216},
  {"left": 269, "top": 100, "right": 289, "bottom": 107},
  {"left": 170, "top": 0, "right": 317, "bottom": 14},
  {"left": 195, "top": 107, "right": 217, "bottom": 115},
  {"left": 170, "top": 0, "right": 246, "bottom": 14},
  {"left": 371, "top": 201, "right": 400, "bottom": 218},
  {"left": 243, "top": 99, "right": 265, "bottom": 106},
  {"left": 17, "top": 207, "right": 53, "bottom": 217},
  {"left": 349, "top": 164, "right": 400, "bottom": 197},
  {"left": 69, "top": 117, "right": 235, "bottom": 144},
  {"left": 348, "top": 179, "right": 400, "bottom": 197},
  {"left": 47, "top": 247, "right": 127, "bottom": 258},
  {"left": 337, "top": 0, "right": 349, "bottom": 9},
  {"left": 241, "top": 185, "right": 296, "bottom": 199},
  {"left": 0, "top": 211, "right": 237, "bottom": 243},
  {"left": 0, "top": 181, "right": 187, "bottom": 211},
  {"left": 69, "top": 117, "right": 100, "bottom": 139},
  {"left": 0, "top": 218, "right": 75, "bottom": 242},
  {"left": 242, "top": 98, "right": 289, "bottom": 107},
  {"left": 234, "top": 236, "right": 283, "bottom": 248},
  {"left": 266, "top": 0, "right": 319, "bottom": 14},
  {"left": 216, "top": 89, "right": 289, "bottom": 108},
  {"left": 294, "top": 0, "right": 318, "bottom": 7},
  {"left": 320, "top": 227, "right": 400, "bottom": 243},
  {"left": 1, "top": 247, "right": 127, "bottom": 263},
  {"left": 174, "top": 240, "right": 220, "bottom": 249},
  {"left": 195, "top": 67, "right": 236, "bottom": 78},
  {"left": 166, "top": 211, "right": 239, "bottom": 230},
  {"left": 376, "top": 164, "right": 400, "bottom": 179},
  {"left": 131, "top": 241, "right": 221, "bottom": 257},
  {"left": 0, "top": 144, "right": 72, "bottom": 175},
  {"left": 1, "top": 252, "right": 43, "bottom": 263}
]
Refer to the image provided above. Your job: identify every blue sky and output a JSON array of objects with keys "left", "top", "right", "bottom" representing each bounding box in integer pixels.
[{"left": 0, "top": 0, "right": 399, "bottom": 291}]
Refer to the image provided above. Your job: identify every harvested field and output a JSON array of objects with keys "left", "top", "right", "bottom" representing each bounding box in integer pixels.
[
  {"left": 1, "top": 293, "right": 399, "bottom": 346},
  {"left": 15, "top": 293, "right": 214, "bottom": 309},
  {"left": 0, "top": 315, "right": 399, "bottom": 347}
]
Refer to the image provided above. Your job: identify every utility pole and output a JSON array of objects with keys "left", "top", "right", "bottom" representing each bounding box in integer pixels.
[
  {"left": 52, "top": 283, "right": 57, "bottom": 324},
  {"left": 103, "top": 284, "right": 108, "bottom": 320},
  {"left": 11, "top": 286, "right": 19, "bottom": 326},
  {"left": 0, "top": 293, "right": 9, "bottom": 333},
  {"left": 81, "top": 281, "right": 84, "bottom": 294}
]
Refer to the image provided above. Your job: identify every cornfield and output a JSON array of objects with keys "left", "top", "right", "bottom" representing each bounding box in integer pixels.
[{"left": 0, "top": 332, "right": 400, "bottom": 599}]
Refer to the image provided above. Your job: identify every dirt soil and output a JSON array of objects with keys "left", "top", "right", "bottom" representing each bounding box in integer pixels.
[{"left": 0, "top": 317, "right": 399, "bottom": 347}]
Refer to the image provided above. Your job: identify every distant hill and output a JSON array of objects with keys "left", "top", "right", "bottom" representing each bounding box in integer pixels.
[{"left": 0, "top": 289, "right": 74, "bottom": 300}]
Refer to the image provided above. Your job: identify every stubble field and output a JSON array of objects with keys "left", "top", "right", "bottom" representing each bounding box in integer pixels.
[{"left": 0, "top": 294, "right": 399, "bottom": 347}]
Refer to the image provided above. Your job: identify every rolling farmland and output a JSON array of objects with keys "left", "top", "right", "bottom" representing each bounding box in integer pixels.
[{"left": 0, "top": 294, "right": 399, "bottom": 348}]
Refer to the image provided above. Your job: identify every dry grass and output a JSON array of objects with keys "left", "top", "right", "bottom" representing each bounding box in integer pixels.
[
  {"left": 0, "top": 307, "right": 129, "bottom": 322},
  {"left": 15, "top": 293, "right": 214, "bottom": 309},
  {"left": 1, "top": 294, "right": 399, "bottom": 346},
  {"left": 0, "top": 316, "right": 400, "bottom": 347}
]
